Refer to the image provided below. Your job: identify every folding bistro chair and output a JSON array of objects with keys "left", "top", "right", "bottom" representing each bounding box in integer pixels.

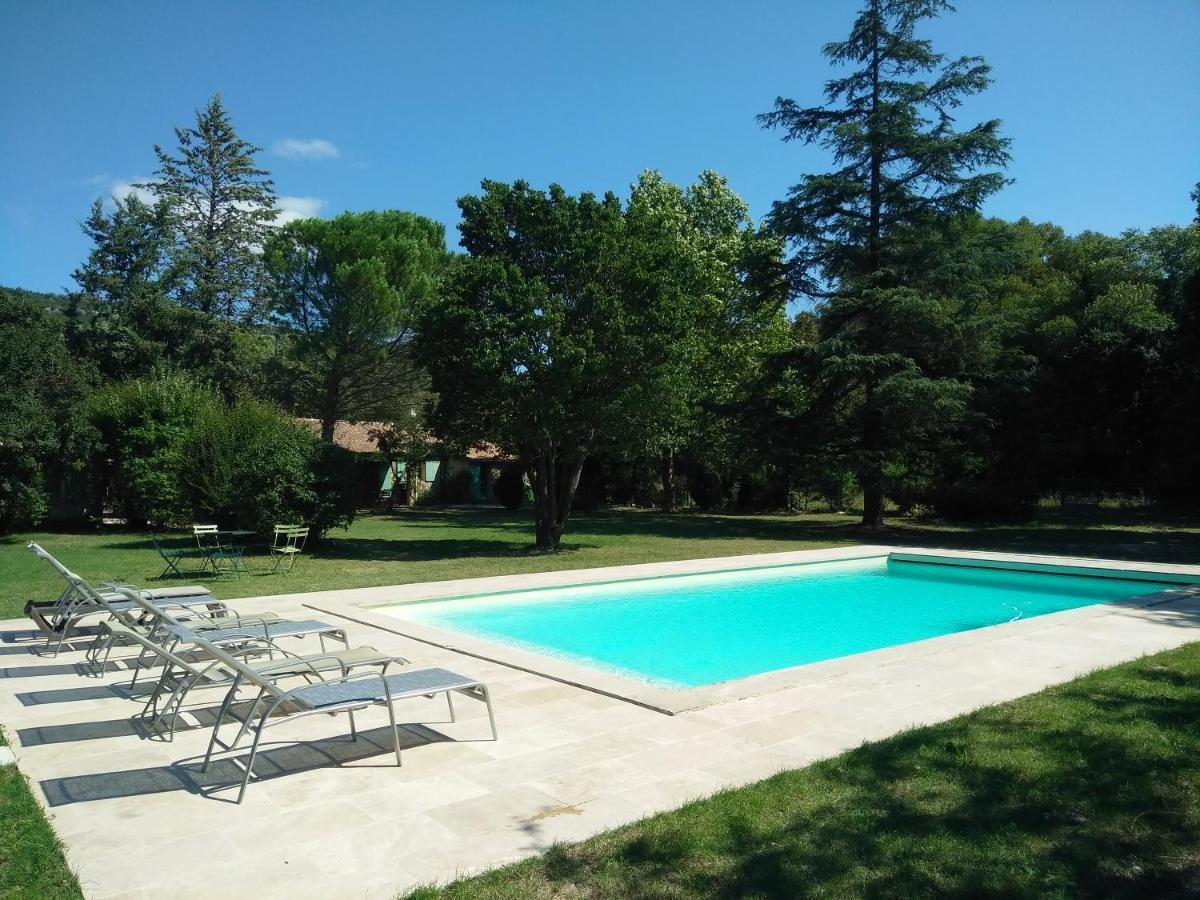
[
  {"left": 193, "top": 525, "right": 246, "bottom": 578},
  {"left": 269, "top": 525, "right": 308, "bottom": 574},
  {"left": 153, "top": 535, "right": 206, "bottom": 579}
]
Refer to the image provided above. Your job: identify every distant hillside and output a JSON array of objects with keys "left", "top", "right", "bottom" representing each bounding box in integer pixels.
[{"left": 0, "top": 285, "right": 72, "bottom": 314}]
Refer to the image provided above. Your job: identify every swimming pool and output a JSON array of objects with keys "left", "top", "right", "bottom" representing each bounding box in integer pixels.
[{"left": 396, "top": 556, "right": 1178, "bottom": 688}]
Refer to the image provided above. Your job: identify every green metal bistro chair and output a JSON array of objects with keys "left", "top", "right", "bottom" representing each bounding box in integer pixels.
[
  {"left": 153, "top": 535, "right": 207, "bottom": 579},
  {"left": 193, "top": 524, "right": 246, "bottom": 578},
  {"left": 269, "top": 525, "right": 308, "bottom": 574}
]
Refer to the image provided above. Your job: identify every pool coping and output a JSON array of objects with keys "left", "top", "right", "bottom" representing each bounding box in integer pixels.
[{"left": 301, "top": 546, "right": 1200, "bottom": 715}]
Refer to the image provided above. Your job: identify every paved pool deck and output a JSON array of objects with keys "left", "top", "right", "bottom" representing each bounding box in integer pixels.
[{"left": 2, "top": 547, "right": 1199, "bottom": 899}]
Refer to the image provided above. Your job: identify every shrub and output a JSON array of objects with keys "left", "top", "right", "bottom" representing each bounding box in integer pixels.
[
  {"left": 181, "top": 399, "right": 355, "bottom": 536},
  {"left": 88, "top": 372, "right": 216, "bottom": 527},
  {"left": 90, "top": 372, "right": 357, "bottom": 535}
]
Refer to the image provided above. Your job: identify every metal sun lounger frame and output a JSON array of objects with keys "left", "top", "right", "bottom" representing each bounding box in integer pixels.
[
  {"left": 88, "top": 589, "right": 352, "bottom": 689},
  {"left": 93, "top": 585, "right": 407, "bottom": 741},
  {"left": 24, "top": 541, "right": 223, "bottom": 656},
  {"left": 202, "top": 652, "right": 499, "bottom": 803}
]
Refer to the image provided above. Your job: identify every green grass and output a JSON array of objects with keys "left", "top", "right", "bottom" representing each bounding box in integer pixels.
[
  {"left": 0, "top": 728, "right": 81, "bottom": 899},
  {"left": 4, "top": 506, "right": 1199, "bottom": 620},
  {"left": 408, "top": 643, "right": 1200, "bottom": 899}
]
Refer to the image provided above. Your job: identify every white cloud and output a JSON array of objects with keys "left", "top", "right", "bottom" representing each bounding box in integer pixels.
[
  {"left": 273, "top": 195, "right": 326, "bottom": 225},
  {"left": 273, "top": 138, "right": 341, "bottom": 160},
  {"left": 110, "top": 177, "right": 157, "bottom": 205}
]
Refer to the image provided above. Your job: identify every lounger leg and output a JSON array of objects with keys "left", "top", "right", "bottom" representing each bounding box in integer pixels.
[
  {"left": 386, "top": 701, "right": 402, "bottom": 766},
  {"left": 480, "top": 686, "right": 498, "bottom": 740},
  {"left": 446, "top": 691, "right": 456, "bottom": 723},
  {"left": 236, "top": 708, "right": 274, "bottom": 805},
  {"left": 202, "top": 686, "right": 239, "bottom": 772},
  {"left": 128, "top": 643, "right": 152, "bottom": 687},
  {"left": 229, "top": 688, "right": 268, "bottom": 751},
  {"left": 348, "top": 709, "right": 357, "bottom": 741},
  {"left": 51, "top": 619, "right": 75, "bottom": 658}
]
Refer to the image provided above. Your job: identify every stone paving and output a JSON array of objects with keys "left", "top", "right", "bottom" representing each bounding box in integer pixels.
[{"left": 3, "top": 559, "right": 1200, "bottom": 899}]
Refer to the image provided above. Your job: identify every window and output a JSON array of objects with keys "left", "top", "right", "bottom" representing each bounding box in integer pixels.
[{"left": 423, "top": 460, "right": 440, "bottom": 483}]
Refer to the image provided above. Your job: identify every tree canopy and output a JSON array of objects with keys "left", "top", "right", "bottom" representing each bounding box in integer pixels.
[{"left": 264, "top": 210, "right": 448, "bottom": 442}]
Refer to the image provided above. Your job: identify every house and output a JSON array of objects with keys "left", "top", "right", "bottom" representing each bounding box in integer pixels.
[{"left": 295, "top": 419, "right": 515, "bottom": 507}]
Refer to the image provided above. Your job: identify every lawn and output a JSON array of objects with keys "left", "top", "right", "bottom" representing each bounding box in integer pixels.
[
  {"left": 410, "top": 642, "right": 1200, "bottom": 898},
  {"left": 4, "top": 506, "right": 1199, "bottom": 620},
  {"left": 0, "top": 727, "right": 80, "bottom": 899}
]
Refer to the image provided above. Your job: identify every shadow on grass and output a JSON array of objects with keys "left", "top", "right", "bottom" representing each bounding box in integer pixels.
[{"left": 422, "top": 646, "right": 1200, "bottom": 899}]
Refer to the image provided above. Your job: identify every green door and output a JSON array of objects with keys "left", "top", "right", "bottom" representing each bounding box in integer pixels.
[{"left": 468, "top": 464, "right": 482, "bottom": 504}]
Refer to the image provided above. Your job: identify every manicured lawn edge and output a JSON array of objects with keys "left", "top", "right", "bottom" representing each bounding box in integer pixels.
[
  {"left": 0, "top": 727, "right": 82, "bottom": 899},
  {"left": 406, "top": 643, "right": 1200, "bottom": 898}
]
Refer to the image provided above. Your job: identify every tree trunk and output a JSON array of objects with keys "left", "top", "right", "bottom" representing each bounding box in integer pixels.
[
  {"left": 531, "top": 446, "right": 586, "bottom": 550},
  {"left": 660, "top": 448, "right": 676, "bottom": 513},
  {"left": 860, "top": 393, "right": 885, "bottom": 529},
  {"left": 319, "top": 368, "right": 343, "bottom": 443}
]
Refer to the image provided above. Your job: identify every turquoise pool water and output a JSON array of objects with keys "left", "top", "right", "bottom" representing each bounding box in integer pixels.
[{"left": 400, "top": 557, "right": 1176, "bottom": 687}]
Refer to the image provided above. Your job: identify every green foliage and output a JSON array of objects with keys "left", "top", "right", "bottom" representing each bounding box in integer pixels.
[
  {"left": 67, "top": 193, "right": 282, "bottom": 399},
  {"left": 88, "top": 372, "right": 217, "bottom": 527},
  {"left": 142, "top": 94, "right": 276, "bottom": 319},
  {"left": 181, "top": 399, "right": 340, "bottom": 534},
  {"left": 0, "top": 295, "right": 95, "bottom": 532},
  {"left": 619, "top": 170, "right": 791, "bottom": 510},
  {"left": 264, "top": 209, "right": 447, "bottom": 439},
  {"left": 418, "top": 178, "right": 748, "bottom": 547}
]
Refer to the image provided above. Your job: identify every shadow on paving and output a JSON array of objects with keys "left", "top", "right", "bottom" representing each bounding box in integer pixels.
[
  {"left": 16, "top": 682, "right": 154, "bottom": 706},
  {"left": 19, "top": 697, "right": 270, "bottom": 745},
  {"left": 40, "top": 724, "right": 449, "bottom": 806}
]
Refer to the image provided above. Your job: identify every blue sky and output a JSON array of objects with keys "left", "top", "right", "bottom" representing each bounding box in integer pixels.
[{"left": 2, "top": 0, "right": 1197, "bottom": 294}]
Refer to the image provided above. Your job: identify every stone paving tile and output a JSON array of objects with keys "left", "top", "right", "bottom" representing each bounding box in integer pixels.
[{"left": 424, "top": 783, "right": 568, "bottom": 836}]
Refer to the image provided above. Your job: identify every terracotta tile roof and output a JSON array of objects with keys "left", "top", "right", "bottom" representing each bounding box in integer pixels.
[
  {"left": 295, "top": 419, "right": 386, "bottom": 454},
  {"left": 295, "top": 419, "right": 512, "bottom": 461}
]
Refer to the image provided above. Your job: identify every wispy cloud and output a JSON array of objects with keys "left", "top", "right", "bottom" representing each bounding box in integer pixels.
[
  {"left": 274, "top": 195, "right": 326, "bottom": 225},
  {"left": 110, "top": 177, "right": 157, "bottom": 205},
  {"left": 273, "top": 138, "right": 341, "bottom": 160}
]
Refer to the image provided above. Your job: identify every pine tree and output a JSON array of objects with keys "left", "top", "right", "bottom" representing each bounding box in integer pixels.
[
  {"left": 759, "top": 0, "right": 1010, "bottom": 528},
  {"left": 141, "top": 94, "right": 276, "bottom": 319}
]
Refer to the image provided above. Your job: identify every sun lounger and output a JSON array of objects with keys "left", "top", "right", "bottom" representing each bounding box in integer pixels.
[
  {"left": 201, "top": 646, "right": 499, "bottom": 802},
  {"left": 94, "top": 586, "right": 404, "bottom": 740},
  {"left": 24, "top": 542, "right": 224, "bottom": 656}
]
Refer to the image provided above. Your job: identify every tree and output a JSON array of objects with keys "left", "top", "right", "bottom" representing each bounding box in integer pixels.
[
  {"left": 264, "top": 210, "right": 447, "bottom": 442},
  {"left": 67, "top": 194, "right": 273, "bottom": 399},
  {"left": 67, "top": 195, "right": 175, "bottom": 377},
  {"left": 141, "top": 94, "right": 276, "bottom": 319},
  {"left": 758, "top": 0, "right": 1010, "bottom": 527},
  {"left": 416, "top": 180, "right": 699, "bottom": 549},
  {"left": 621, "top": 171, "right": 789, "bottom": 511},
  {"left": 0, "top": 295, "right": 95, "bottom": 531}
]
